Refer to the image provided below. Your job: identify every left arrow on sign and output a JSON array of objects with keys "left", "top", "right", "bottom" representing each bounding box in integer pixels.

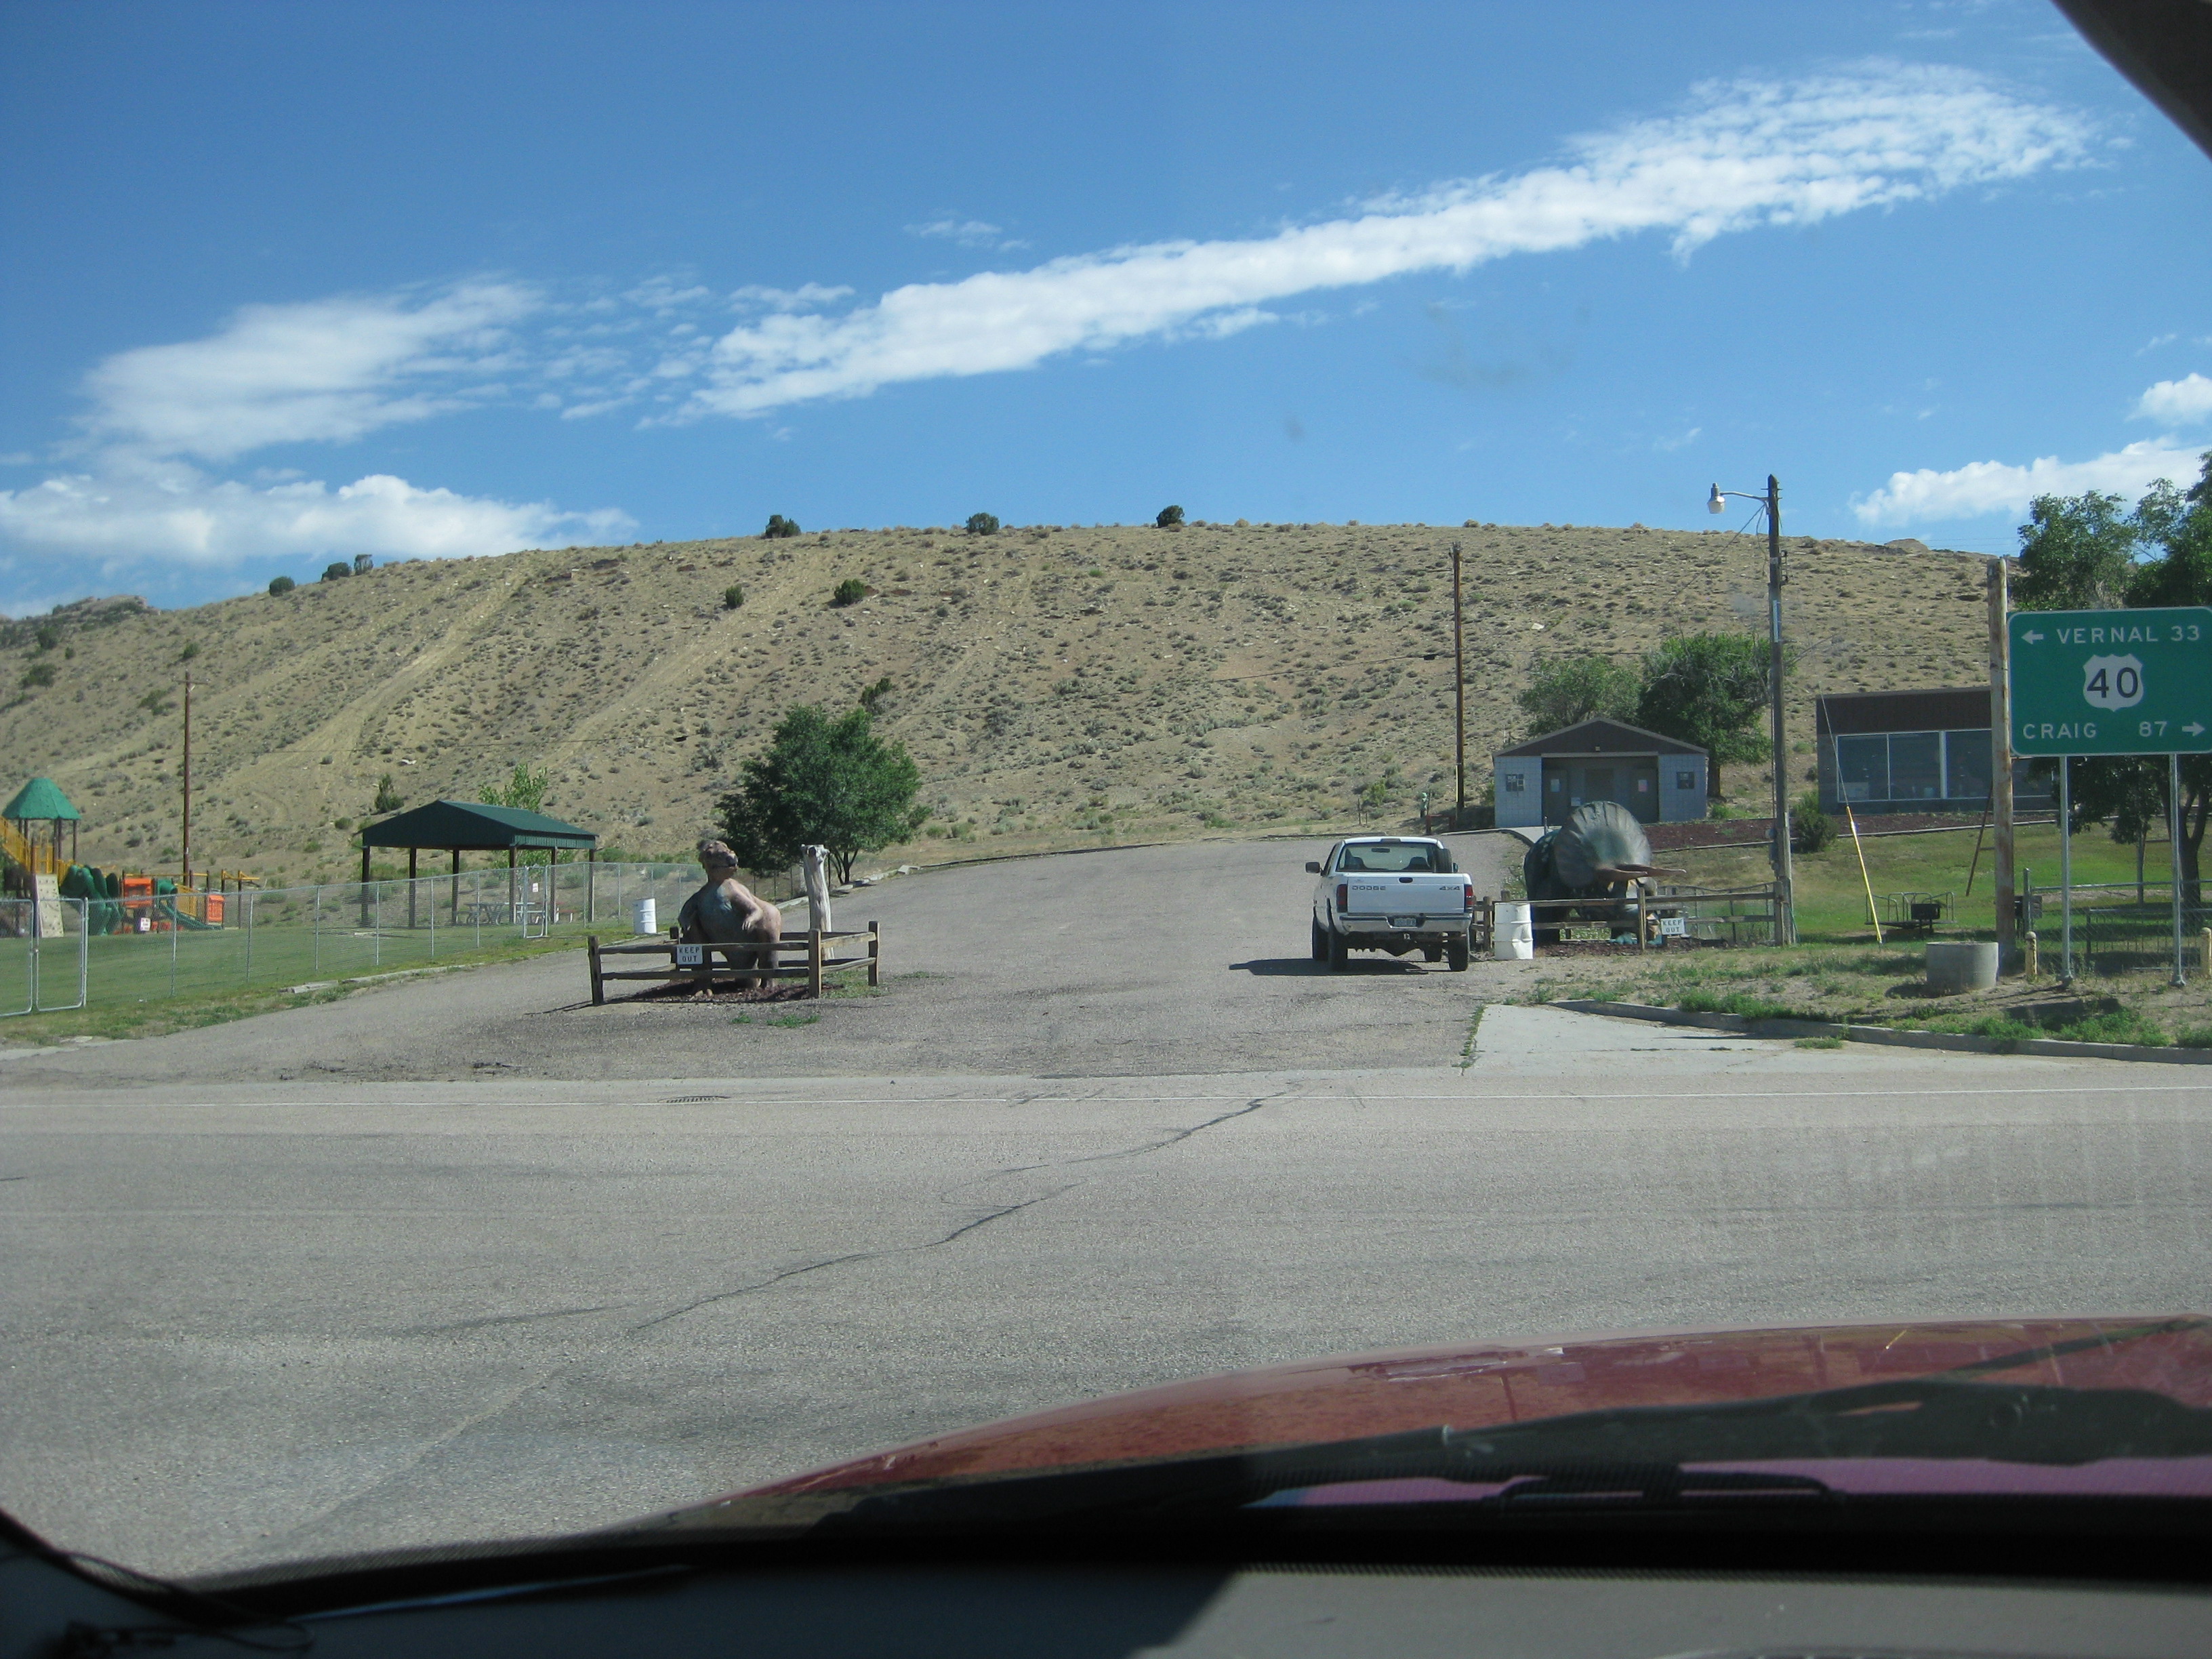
[{"left": 2022, "top": 629, "right": 2045, "bottom": 644}]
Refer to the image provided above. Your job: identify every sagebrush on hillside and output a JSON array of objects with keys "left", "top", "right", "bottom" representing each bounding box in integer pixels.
[{"left": 0, "top": 522, "right": 1992, "bottom": 883}]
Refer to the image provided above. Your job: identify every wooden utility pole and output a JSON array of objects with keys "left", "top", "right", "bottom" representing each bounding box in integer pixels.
[
  {"left": 180, "top": 670, "right": 193, "bottom": 890},
  {"left": 1989, "top": 557, "right": 2015, "bottom": 966},
  {"left": 1452, "top": 540, "right": 1466, "bottom": 829}
]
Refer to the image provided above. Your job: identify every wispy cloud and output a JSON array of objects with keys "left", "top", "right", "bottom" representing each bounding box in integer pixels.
[
  {"left": 681, "top": 63, "right": 2093, "bottom": 417},
  {"left": 2135, "top": 372, "right": 2212, "bottom": 427},
  {"left": 906, "top": 218, "right": 1028, "bottom": 250},
  {"left": 83, "top": 282, "right": 539, "bottom": 463},
  {"left": 1852, "top": 438, "right": 2206, "bottom": 524}
]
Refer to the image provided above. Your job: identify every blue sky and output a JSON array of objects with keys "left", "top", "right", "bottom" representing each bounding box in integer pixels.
[{"left": 1, "top": 0, "right": 2207, "bottom": 616}]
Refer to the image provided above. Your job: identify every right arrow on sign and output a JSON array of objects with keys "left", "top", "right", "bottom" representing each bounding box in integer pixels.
[{"left": 2186, "top": 722, "right": 2207, "bottom": 737}]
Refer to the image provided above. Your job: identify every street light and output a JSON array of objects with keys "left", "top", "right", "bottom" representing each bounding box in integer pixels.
[{"left": 1707, "top": 475, "right": 1796, "bottom": 946}]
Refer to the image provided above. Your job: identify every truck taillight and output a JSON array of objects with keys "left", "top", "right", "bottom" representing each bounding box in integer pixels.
[
  {"left": 1336, "top": 883, "right": 1348, "bottom": 911},
  {"left": 1463, "top": 883, "right": 1475, "bottom": 912}
]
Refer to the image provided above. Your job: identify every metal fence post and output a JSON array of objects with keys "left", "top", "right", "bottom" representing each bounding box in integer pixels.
[
  {"left": 428, "top": 877, "right": 436, "bottom": 960},
  {"left": 245, "top": 890, "right": 253, "bottom": 984}
]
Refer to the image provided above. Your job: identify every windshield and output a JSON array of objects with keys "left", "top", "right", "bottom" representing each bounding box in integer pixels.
[{"left": 3, "top": 0, "right": 2210, "bottom": 1591}]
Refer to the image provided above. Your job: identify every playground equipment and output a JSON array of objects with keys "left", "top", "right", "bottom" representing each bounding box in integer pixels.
[{"left": 1, "top": 777, "right": 81, "bottom": 884}]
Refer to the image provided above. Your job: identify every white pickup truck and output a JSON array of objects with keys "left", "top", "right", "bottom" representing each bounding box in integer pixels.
[{"left": 1307, "top": 836, "right": 1474, "bottom": 972}]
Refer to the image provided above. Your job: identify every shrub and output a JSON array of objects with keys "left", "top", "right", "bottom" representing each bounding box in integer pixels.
[
  {"left": 373, "top": 773, "right": 403, "bottom": 813},
  {"left": 965, "top": 512, "right": 1000, "bottom": 537},
  {"left": 858, "top": 675, "right": 895, "bottom": 713},
  {"left": 322, "top": 561, "right": 351, "bottom": 581},
  {"left": 19, "top": 661, "right": 55, "bottom": 689},
  {"left": 180, "top": 641, "right": 199, "bottom": 661},
  {"left": 1156, "top": 505, "right": 1185, "bottom": 527},
  {"left": 268, "top": 575, "right": 296, "bottom": 595},
  {"left": 1791, "top": 790, "right": 1835, "bottom": 854},
  {"left": 831, "top": 578, "right": 868, "bottom": 607},
  {"left": 722, "top": 583, "right": 745, "bottom": 610},
  {"left": 33, "top": 626, "right": 58, "bottom": 651},
  {"left": 763, "top": 514, "right": 801, "bottom": 539}
]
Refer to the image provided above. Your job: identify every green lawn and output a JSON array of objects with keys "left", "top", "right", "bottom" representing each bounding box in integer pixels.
[{"left": 1671, "top": 821, "right": 2175, "bottom": 943}]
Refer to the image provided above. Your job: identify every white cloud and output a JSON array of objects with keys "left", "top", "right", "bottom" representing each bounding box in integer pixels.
[
  {"left": 729, "top": 283, "right": 855, "bottom": 311},
  {"left": 682, "top": 62, "right": 2093, "bottom": 417},
  {"left": 906, "top": 218, "right": 1027, "bottom": 249},
  {"left": 0, "top": 461, "right": 632, "bottom": 569},
  {"left": 2135, "top": 373, "right": 2212, "bottom": 427},
  {"left": 83, "top": 282, "right": 539, "bottom": 462},
  {"left": 1852, "top": 438, "right": 2207, "bottom": 524}
]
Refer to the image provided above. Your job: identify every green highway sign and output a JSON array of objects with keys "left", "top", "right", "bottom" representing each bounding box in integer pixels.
[{"left": 2008, "top": 606, "right": 2212, "bottom": 756}]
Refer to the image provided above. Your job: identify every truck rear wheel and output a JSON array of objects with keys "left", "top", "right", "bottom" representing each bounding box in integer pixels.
[
  {"left": 1446, "top": 935, "right": 1470, "bottom": 972},
  {"left": 1311, "top": 918, "right": 1328, "bottom": 961},
  {"left": 1327, "top": 928, "right": 1349, "bottom": 972}
]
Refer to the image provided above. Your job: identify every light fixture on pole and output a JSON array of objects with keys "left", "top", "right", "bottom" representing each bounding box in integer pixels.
[{"left": 1706, "top": 476, "right": 1796, "bottom": 946}]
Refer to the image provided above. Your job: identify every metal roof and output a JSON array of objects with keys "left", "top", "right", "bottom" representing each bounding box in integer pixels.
[
  {"left": 1494, "top": 718, "right": 1707, "bottom": 759},
  {"left": 1815, "top": 687, "right": 1990, "bottom": 737},
  {"left": 2, "top": 777, "right": 82, "bottom": 821},
  {"left": 359, "top": 799, "right": 598, "bottom": 851}
]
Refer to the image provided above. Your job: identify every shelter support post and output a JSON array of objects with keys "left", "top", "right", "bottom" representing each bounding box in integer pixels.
[
  {"left": 508, "top": 848, "right": 516, "bottom": 928},
  {"left": 407, "top": 846, "right": 418, "bottom": 930},
  {"left": 450, "top": 848, "right": 461, "bottom": 925},
  {"left": 359, "top": 842, "right": 371, "bottom": 928},
  {"left": 587, "top": 848, "right": 596, "bottom": 925}
]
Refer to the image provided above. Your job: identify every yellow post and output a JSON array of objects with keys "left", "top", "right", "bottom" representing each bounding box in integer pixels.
[{"left": 1842, "top": 796, "right": 1883, "bottom": 945}]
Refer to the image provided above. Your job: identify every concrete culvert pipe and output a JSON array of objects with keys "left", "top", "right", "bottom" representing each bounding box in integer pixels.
[{"left": 1925, "top": 940, "right": 1999, "bottom": 994}]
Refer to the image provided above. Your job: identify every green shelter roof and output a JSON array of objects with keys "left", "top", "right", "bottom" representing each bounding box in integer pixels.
[
  {"left": 360, "top": 799, "right": 598, "bottom": 851},
  {"left": 3, "top": 777, "right": 81, "bottom": 821}
]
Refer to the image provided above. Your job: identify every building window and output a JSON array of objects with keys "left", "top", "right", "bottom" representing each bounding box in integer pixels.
[
  {"left": 1837, "top": 733, "right": 1889, "bottom": 802},
  {"left": 1503, "top": 773, "right": 1524, "bottom": 793},
  {"left": 1675, "top": 771, "right": 1697, "bottom": 790},
  {"left": 1890, "top": 732, "right": 1942, "bottom": 800},
  {"left": 1944, "top": 729, "right": 1992, "bottom": 800}
]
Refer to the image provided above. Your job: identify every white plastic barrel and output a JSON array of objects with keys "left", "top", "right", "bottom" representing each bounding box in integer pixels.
[
  {"left": 632, "top": 897, "right": 657, "bottom": 936},
  {"left": 1494, "top": 901, "right": 1534, "bottom": 961}
]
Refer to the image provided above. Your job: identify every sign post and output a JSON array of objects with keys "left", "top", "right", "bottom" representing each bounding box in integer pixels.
[{"left": 2008, "top": 606, "right": 2212, "bottom": 986}]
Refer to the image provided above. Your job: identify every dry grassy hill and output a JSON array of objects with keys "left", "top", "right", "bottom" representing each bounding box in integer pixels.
[{"left": 0, "top": 520, "right": 1994, "bottom": 884}]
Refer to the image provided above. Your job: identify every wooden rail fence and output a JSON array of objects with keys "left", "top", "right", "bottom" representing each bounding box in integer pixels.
[{"left": 587, "top": 923, "right": 880, "bottom": 1004}]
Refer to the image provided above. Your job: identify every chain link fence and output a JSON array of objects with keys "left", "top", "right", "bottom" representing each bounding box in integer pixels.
[{"left": 2, "top": 861, "right": 725, "bottom": 1016}]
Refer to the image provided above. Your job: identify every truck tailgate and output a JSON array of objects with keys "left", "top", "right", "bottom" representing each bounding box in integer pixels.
[{"left": 1340, "top": 874, "right": 1467, "bottom": 924}]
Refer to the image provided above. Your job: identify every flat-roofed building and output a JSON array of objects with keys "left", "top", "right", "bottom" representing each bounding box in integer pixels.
[{"left": 1815, "top": 687, "right": 2053, "bottom": 815}]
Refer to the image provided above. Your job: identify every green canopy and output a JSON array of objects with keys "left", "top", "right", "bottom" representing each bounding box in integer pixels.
[
  {"left": 359, "top": 798, "right": 597, "bottom": 852},
  {"left": 3, "top": 777, "right": 81, "bottom": 821}
]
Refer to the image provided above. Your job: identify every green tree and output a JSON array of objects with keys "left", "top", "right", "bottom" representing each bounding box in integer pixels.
[
  {"left": 965, "top": 512, "right": 1000, "bottom": 537},
  {"left": 2036, "top": 452, "right": 2212, "bottom": 901},
  {"left": 763, "top": 514, "right": 801, "bottom": 539},
  {"left": 715, "top": 704, "right": 925, "bottom": 884},
  {"left": 1155, "top": 504, "right": 1185, "bottom": 528},
  {"left": 480, "top": 762, "right": 552, "bottom": 815},
  {"left": 268, "top": 575, "right": 295, "bottom": 595},
  {"left": 1633, "top": 632, "right": 1784, "bottom": 798},
  {"left": 2013, "top": 489, "right": 2140, "bottom": 609},
  {"left": 322, "top": 561, "right": 351, "bottom": 581},
  {"left": 372, "top": 773, "right": 403, "bottom": 814},
  {"left": 1517, "top": 655, "right": 1639, "bottom": 735}
]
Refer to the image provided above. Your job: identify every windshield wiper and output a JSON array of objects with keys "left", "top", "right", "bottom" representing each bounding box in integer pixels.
[{"left": 798, "top": 1379, "right": 2212, "bottom": 1535}]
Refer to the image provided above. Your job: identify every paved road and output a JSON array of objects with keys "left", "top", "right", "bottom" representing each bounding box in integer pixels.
[
  {"left": 5, "top": 1033, "right": 2210, "bottom": 1576},
  {"left": 0, "top": 833, "right": 1528, "bottom": 1088}
]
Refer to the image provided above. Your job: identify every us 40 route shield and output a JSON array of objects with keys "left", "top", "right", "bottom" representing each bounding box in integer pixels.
[{"left": 2007, "top": 606, "right": 2212, "bottom": 756}]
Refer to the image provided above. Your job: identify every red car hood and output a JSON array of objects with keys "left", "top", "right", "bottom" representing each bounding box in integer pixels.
[{"left": 718, "top": 1314, "right": 2211, "bottom": 1507}]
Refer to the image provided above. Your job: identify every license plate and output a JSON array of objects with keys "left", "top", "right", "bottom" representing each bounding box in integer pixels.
[
  {"left": 1388, "top": 915, "right": 1422, "bottom": 929},
  {"left": 675, "top": 943, "right": 703, "bottom": 965}
]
